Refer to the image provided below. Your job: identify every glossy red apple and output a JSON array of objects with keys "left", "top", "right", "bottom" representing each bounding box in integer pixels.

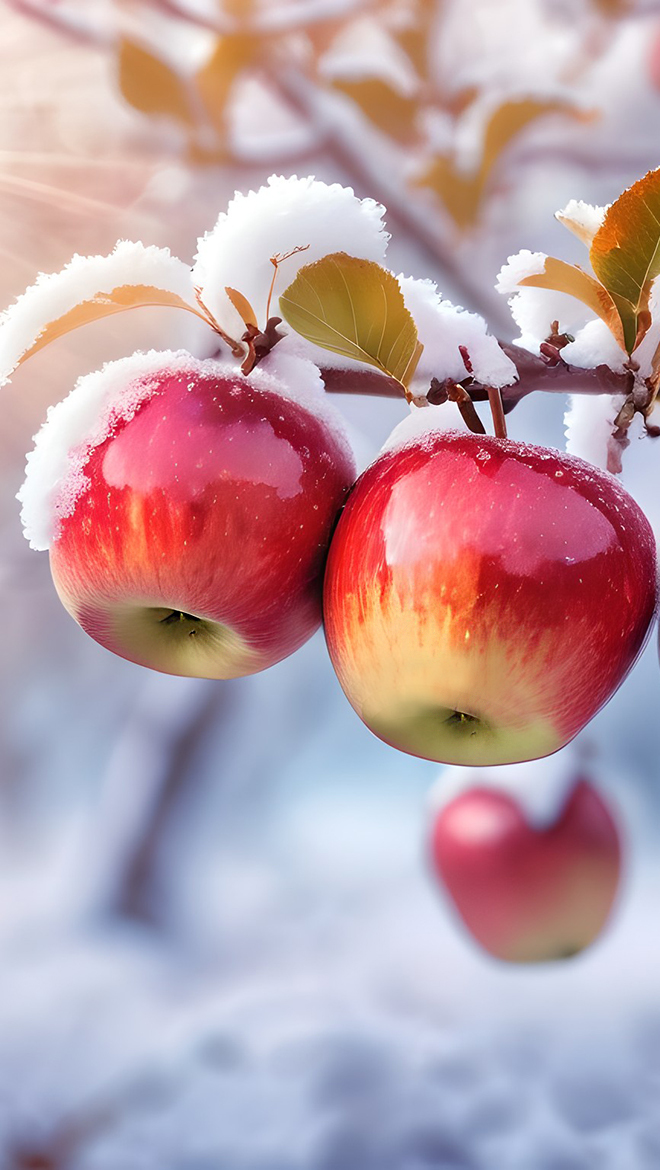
[
  {"left": 430, "top": 778, "right": 622, "bottom": 962},
  {"left": 49, "top": 364, "right": 355, "bottom": 677},
  {"left": 324, "top": 430, "right": 657, "bottom": 765}
]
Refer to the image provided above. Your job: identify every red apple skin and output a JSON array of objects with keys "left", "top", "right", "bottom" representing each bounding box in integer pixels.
[
  {"left": 430, "top": 780, "right": 622, "bottom": 962},
  {"left": 49, "top": 368, "right": 355, "bottom": 678},
  {"left": 323, "top": 431, "right": 657, "bottom": 766}
]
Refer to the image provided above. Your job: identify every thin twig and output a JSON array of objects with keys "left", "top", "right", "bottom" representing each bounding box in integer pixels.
[{"left": 487, "top": 385, "right": 507, "bottom": 438}]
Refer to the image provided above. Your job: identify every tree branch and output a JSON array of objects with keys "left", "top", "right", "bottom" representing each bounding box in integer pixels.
[{"left": 320, "top": 343, "right": 635, "bottom": 410}]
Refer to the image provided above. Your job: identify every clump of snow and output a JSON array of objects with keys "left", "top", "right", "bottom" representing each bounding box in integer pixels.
[
  {"left": 556, "top": 198, "right": 607, "bottom": 244},
  {"left": 0, "top": 242, "right": 196, "bottom": 387},
  {"left": 561, "top": 318, "right": 628, "bottom": 373},
  {"left": 430, "top": 745, "right": 588, "bottom": 831},
  {"left": 497, "top": 250, "right": 594, "bottom": 346},
  {"left": 398, "top": 276, "right": 517, "bottom": 391},
  {"left": 564, "top": 391, "right": 626, "bottom": 470},
  {"left": 19, "top": 349, "right": 356, "bottom": 552},
  {"left": 193, "top": 175, "right": 390, "bottom": 349},
  {"left": 496, "top": 250, "right": 548, "bottom": 296},
  {"left": 380, "top": 401, "right": 468, "bottom": 453}
]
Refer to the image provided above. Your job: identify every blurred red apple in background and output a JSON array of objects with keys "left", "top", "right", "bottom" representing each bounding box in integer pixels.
[
  {"left": 324, "top": 430, "right": 657, "bottom": 765},
  {"left": 430, "top": 775, "right": 622, "bottom": 962},
  {"left": 47, "top": 360, "right": 356, "bottom": 677}
]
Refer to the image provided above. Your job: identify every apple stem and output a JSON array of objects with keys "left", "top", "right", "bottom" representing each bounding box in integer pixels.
[{"left": 487, "top": 386, "right": 507, "bottom": 439}]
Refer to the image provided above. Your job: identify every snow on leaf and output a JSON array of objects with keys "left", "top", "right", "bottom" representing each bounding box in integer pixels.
[
  {"left": 0, "top": 243, "right": 201, "bottom": 386},
  {"left": 555, "top": 200, "right": 607, "bottom": 247},
  {"left": 519, "top": 257, "right": 626, "bottom": 351},
  {"left": 590, "top": 167, "right": 660, "bottom": 354},
  {"left": 118, "top": 39, "right": 195, "bottom": 127},
  {"left": 193, "top": 175, "right": 389, "bottom": 347},
  {"left": 415, "top": 98, "right": 595, "bottom": 230},
  {"left": 280, "top": 253, "right": 423, "bottom": 394}
]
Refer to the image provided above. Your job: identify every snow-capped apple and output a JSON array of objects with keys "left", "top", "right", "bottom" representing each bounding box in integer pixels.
[
  {"left": 430, "top": 769, "right": 622, "bottom": 962},
  {"left": 23, "top": 351, "right": 355, "bottom": 678},
  {"left": 324, "top": 428, "right": 657, "bottom": 765}
]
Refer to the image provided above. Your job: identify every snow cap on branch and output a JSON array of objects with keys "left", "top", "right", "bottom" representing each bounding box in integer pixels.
[
  {"left": 398, "top": 276, "right": 517, "bottom": 391},
  {"left": 193, "top": 175, "right": 390, "bottom": 346}
]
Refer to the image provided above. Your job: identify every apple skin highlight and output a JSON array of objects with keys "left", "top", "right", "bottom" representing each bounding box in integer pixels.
[
  {"left": 431, "top": 781, "right": 622, "bottom": 962},
  {"left": 49, "top": 368, "right": 355, "bottom": 678},
  {"left": 324, "top": 431, "right": 657, "bottom": 766}
]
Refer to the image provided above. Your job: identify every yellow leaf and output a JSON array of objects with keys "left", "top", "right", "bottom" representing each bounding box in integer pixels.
[
  {"left": 196, "top": 35, "right": 256, "bottom": 135},
  {"left": 394, "top": 0, "right": 436, "bottom": 81},
  {"left": 415, "top": 99, "right": 596, "bottom": 230},
  {"left": 279, "top": 253, "right": 423, "bottom": 393},
  {"left": 16, "top": 286, "right": 206, "bottom": 370},
  {"left": 118, "top": 39, "right": 195, "bottom": 127},
  {"left": 590, "top": 167, "right": 660, "bottom": 353},
  {"left": 519, "top": 257, "right": 626, "bottom": 351},
  {"left": 225, "top": 286, "right": 258, "bottom": 330},
  {"left": 332, "top": 78, "right": 420, "bottom": 143}
]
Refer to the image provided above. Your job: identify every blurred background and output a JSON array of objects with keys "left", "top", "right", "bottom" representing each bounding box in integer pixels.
[{"left": 1, "top": 1, "right": 660, "bottom": 1166}]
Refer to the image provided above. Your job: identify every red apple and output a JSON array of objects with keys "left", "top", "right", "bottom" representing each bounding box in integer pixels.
[
  {"left": 430, "top": 778, "right": 622, "bottom": 962},
  {"left": 49, "top": 364, "right": 355, "bottom": 677},
  {"left": 323, "top": 430, "right": 657, "bottom": 765}
]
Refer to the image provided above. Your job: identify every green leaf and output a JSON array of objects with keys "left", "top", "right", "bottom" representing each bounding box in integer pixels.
[
  {"left": 279, "top": 253, "right": 423, "bottom": 392},
  {"left": 590, "top": 167, "right": 660, "bottom": 353}
]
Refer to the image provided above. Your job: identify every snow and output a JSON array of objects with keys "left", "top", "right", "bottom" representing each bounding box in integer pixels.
[
  {"left": 193, "top": 175, "right": 390, "bottom": 350},
  {"left": 18, "top": 348, "right": 355, "bottom": 552},
  {"left": 496, "top": 250, "right": 548, "bottom": 296},
  {"left": 561, "top": 318, "right": 628, "bottom": 374},
  {"left": 380, "top": 401, "right": 469, "bottom": 452},
  {"left": 556, "top": 199, "right": 607, "bottom": 244},
  {"left": 429, "top": 747, "right": 589, "bottom": 831},
  {"left": 398, "top": 275, "right": 518, "bottom": 390},
  {"left": 564, "top": 392, "right": 626, "bottom": 470},
  {"left": 0, "top": 241, "right": 196, "bottom": 387},
  {"left": 497, "top": 250, "right": 595, "bottom": 345}
]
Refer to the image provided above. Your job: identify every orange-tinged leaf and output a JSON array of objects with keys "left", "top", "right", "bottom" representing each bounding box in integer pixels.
[
  {"left": 332, "top": 78, "right": 420, "bottom": 143},
  {"left": 415, "top": 99, "right": 595, "bottom": 229},
  {"left": 225, "top": 286, "right": 258, "bottom": 330},
  {"left": 16, "top": 286, "right": 205, "bottom": 369},
  {"left": 393, "top": 0, "right": 436, "bottom": 81},
  {"left": 196, "top": 35, "right": 256, "bottom": 134},
  {"left": 590, "top": 167, "right": 660, "bottom": 353},
  {"left": 280, "top": 253, "right": 423, "bottom": 393},
  {"left": 118, "top": 39, "right": 195, "bottom": 126},
  {"left": 519, "top": 257, "right": 626, "bottom": 351}
]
